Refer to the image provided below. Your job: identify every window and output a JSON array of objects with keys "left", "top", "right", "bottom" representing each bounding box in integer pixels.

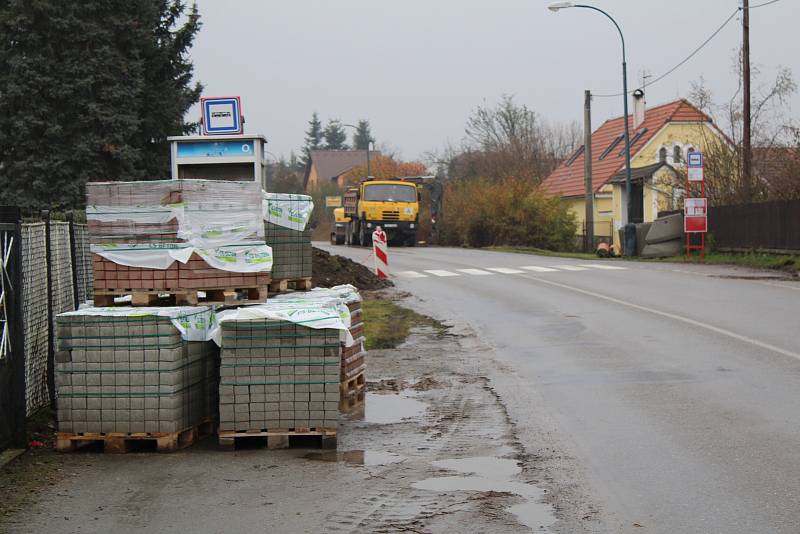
[
  {"left": 673, "top": 145, "right": 683, "bottom": 163},
  {"left": 659, "top": 147, "right": 667, "bottom": 163},
  {"left": 363, "top": 183, "right": 417, "bottom": 202},
  {"left": 599, "top": 134, "right": 624, "bottom": 160},
  {"left": 565, "top": 145, "right": 584, "bottom": 167},
  {"left": 618, "top": 128, "right": 648, "bottom": 156}
]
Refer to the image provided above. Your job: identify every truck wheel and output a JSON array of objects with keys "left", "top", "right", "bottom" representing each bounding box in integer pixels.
[
  {"left": 406, "top": 235, "right": 416, "bottom": 247},
  {"left": 335, "top": 234, "right": 345, "bottom": 245}
]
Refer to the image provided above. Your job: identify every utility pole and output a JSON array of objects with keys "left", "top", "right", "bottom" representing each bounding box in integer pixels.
[
  {"left": 742, "top": 0, "right": 752, "bottom": 199},
  {"left": 584, "top": 90, "right": 594, "bottom": 252}
]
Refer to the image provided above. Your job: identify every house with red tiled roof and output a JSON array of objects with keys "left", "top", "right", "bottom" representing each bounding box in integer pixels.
[{"left": 541, "top": 99, "right": 724, "bottom": 246}]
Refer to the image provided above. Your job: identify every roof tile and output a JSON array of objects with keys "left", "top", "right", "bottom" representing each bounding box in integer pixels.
[{"left": 541, "top": 99, "right": 710, "bottom": 197}]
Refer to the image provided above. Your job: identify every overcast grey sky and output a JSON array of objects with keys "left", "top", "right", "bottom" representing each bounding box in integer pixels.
[{"left": 189, "top": 0, "right": 798, "bottom": 162}]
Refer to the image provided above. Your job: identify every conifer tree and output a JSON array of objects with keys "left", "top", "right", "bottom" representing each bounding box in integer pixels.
[{"left": 323, "top": 119, "right": 348, "bottom": 150}]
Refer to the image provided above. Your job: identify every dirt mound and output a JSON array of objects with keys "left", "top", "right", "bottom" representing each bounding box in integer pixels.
[{"left": 312, "top": 247, "right": 393, "bottom": 290}]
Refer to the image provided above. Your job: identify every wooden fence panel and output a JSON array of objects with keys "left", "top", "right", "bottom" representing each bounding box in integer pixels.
[{"left": 708, "top": 199, "right": 800, "bottom": 251}]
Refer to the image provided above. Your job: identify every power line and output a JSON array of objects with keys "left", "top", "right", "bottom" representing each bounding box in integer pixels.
[
  {"left": 592, "top": 0, "right": 783, "bottom": 98},
  {"left": 750, "top": 0, "right": 783, "bottom": 8}
]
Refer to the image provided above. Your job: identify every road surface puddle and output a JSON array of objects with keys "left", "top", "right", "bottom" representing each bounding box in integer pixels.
[
  {"left": 304, "top": 450, "right": 405, "bottom": 466},
  {"left": 363, "top": 392, "right": 427, "bottom": 424},
  {"left": 413, "top": 457, "right": 554, "bottom": 531}
]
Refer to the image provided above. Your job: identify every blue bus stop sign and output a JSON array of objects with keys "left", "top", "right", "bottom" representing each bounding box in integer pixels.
[{"left": 201, "top": 96, "right": 243, "bottom": 135}]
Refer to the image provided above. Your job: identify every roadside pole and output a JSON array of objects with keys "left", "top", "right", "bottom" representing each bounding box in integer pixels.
[{"left": 584, "top": 90, "right": 594, "bottom": 252}]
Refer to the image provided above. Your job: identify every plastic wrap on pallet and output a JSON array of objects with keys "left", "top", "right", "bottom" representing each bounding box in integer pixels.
[
  {"left": 86, "top": 180, "right": 271, "bottom": 272},
  {"left": 271, "top": 284, "right": 361, "bottom": 305},
  {"left": 262, "top": 192, "right": 314, "bottom": 231},
  {"left": 90, "top": 242, "right": 272, "bottom": 272},
  {"left": 57, "top": 306, "right": 217, "bottom": 342},
  {"left": 212, "top": 299, "right": 354, "bottom": 347}
]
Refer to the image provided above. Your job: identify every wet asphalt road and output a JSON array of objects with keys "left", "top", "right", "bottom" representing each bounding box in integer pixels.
[{"left": 317, "top": 242, "right": 800, "bottom": 534}]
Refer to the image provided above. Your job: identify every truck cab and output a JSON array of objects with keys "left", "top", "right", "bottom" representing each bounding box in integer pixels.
[{"left": 343, "top": 180, "right": 420, "bottom": 246}]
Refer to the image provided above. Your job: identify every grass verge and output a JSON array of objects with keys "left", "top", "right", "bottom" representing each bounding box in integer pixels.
[
  {"left": 362, "top": 293, "right": 446, "bottom": 350},
  {"left": 487, "top": 246, "right": 799, "bottom": 274},
  {"left": 649, "top": 252, "right": 799, "bottom": 273}
]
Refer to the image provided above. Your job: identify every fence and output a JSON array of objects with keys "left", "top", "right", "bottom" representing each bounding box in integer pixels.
[
  {"left": 708, "top": 199, "right": 800, "bottom": 252},
  {"left": 579, "top": 220, "right": 616, "bottom": 252},
  {"left": 0, "top": 211, "right": 93, "bottom": 450}
]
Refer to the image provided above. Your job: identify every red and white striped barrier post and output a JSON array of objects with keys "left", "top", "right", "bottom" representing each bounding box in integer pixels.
[{"left": 372, "top": 226, "right": 388, "bottom": 278}]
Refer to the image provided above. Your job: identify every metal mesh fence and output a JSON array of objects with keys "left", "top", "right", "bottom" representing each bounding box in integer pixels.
[
  {"left": 73, "top": 224, "right": 93, "bottom": 303},
  {"left": 50, "top": 221, "right": 75, "bottom": 348},
  {"left": 21, "top": 224, "right": 49, "bottom": 416}
]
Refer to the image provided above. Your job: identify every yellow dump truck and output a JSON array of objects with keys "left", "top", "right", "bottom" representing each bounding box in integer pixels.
[
  {"left": 342, "top": 179, "right": 420, "bottom": 246},
  {"left": 329, "top": 207, "right": 350, "bottom": 245}
]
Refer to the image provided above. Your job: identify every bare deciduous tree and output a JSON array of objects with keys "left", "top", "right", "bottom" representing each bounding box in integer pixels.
[
  {"left": 689, "top": 52, "right": 798, "bottom": 205},
  {"left": 457, "top": 95, "right": 580, "bottom": 184}
]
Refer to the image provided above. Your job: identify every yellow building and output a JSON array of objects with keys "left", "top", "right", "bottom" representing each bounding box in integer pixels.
[{"left": 541, "top": 99, "right": 724, "bottom": 248}]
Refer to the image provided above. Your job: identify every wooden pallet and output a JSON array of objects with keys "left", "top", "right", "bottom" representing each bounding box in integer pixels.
[
  {"left": 340, "top": 370, "right": 366, "bottom": 395},
  {"left": 268, "top": 277, "right": 313, "bottom": 293},
  {"left": 56, "top": 418, "right": 216, "bottom": 453},
  {"left": 93, "top": 286, "right": 269, "bottom": 307},
  {"left": 218, "top": 427, "right": 337, "bottom": 450},
  {"left": 340, "top": 384, "right": 366, "bottom": 413}
]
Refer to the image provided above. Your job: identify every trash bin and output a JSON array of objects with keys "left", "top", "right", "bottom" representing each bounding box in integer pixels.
[{"left": 624, "top": 223, "right": 638, "bottom": 257}]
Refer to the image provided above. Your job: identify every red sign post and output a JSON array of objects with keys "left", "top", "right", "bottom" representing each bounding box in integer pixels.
[{"left": 685, "top": 152, "right": 707, "bottom": 258}]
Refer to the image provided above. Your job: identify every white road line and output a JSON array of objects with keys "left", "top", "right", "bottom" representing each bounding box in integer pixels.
[
  {"left": 396, "top": 270, "right": 428, "bottom": 279},
  {"left": 521, "top": 265, "right": 560, "bottom": 273},
  {"left": 579, "top": 264, "right": 627, "bottom": 270},
  {"left": 457, "top": 268, "right": 495, "bottom": 276},
  {"left": 553, "top": 265, "right": 589, "bottom": 271},
  {"left": 487, "top": 267, "right": 525, "bottom": 274},
  {"left": 525, "top": 275, "right": 800, "bottom": 361},
  {"left": 424, "top": 269, "right": 460, "bottom": 277}
]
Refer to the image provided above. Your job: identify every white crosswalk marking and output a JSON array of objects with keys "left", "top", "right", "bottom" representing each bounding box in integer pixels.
[
  {"left": 579, "top": 264, "right": 627, "bottom": 270},
  {"left": 424, "top": 269, "right": 460, "bottom": 277},
  {"left": 457, "top": 268, "right": 495, "bottom": 276},
  {"left": 486, "top": 267, "right": 525, "bottom": 274},
  {"left": 396, "top": 270, "right": 429, "bottom": 278},
  {"left": 553, "top": 265, "right": 589, "bottom": 271},
  {"left": 521, "top": 265, "right": 559, "bottom": 273}
]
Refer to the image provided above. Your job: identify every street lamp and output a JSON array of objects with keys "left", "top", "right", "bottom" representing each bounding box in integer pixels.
[
  {"left": 548, "top": 1, "right": 634, "bottom": 230},
  {"left": 343, "top": 124, "right": 373, "bottom": 180}
]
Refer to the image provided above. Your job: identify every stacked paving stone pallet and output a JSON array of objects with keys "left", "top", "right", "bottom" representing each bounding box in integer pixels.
[
  {"left": 340, "top": 299, "right": 366, "bottom": 411},
  {"left": 54, "top": 307, "right": 219, "bottom": 452},
  {"left": 269, "top": 286, "right": 366, "bottom": 413},
  {"left": 88, "top": 180, "right": 272, "bottom": 305},
  {"left": 214, "top": 288, "right": 361, "bottom": 449},
  {"left": 262, "top": 193, "right": 313, "bottom": 291},
  {"left": 217, "top": 320, "right": 341, "bottom": 449}
]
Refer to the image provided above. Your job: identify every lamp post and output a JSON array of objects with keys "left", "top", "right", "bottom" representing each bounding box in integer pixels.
[
  {"left": 343, "top": 124, "right": 373, "bottom": 180},
  {"left": 548, "top": 1, "right": 633, "bottom": 229}
]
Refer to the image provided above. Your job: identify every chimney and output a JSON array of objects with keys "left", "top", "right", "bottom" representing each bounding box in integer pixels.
[{"left": 632, "top": 89, "right": 646, "bottom": 129}]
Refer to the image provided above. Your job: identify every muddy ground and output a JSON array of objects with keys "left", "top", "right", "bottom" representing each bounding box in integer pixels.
[{"left": 0, "top": 290, "right": 567, "bottom": 533}]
